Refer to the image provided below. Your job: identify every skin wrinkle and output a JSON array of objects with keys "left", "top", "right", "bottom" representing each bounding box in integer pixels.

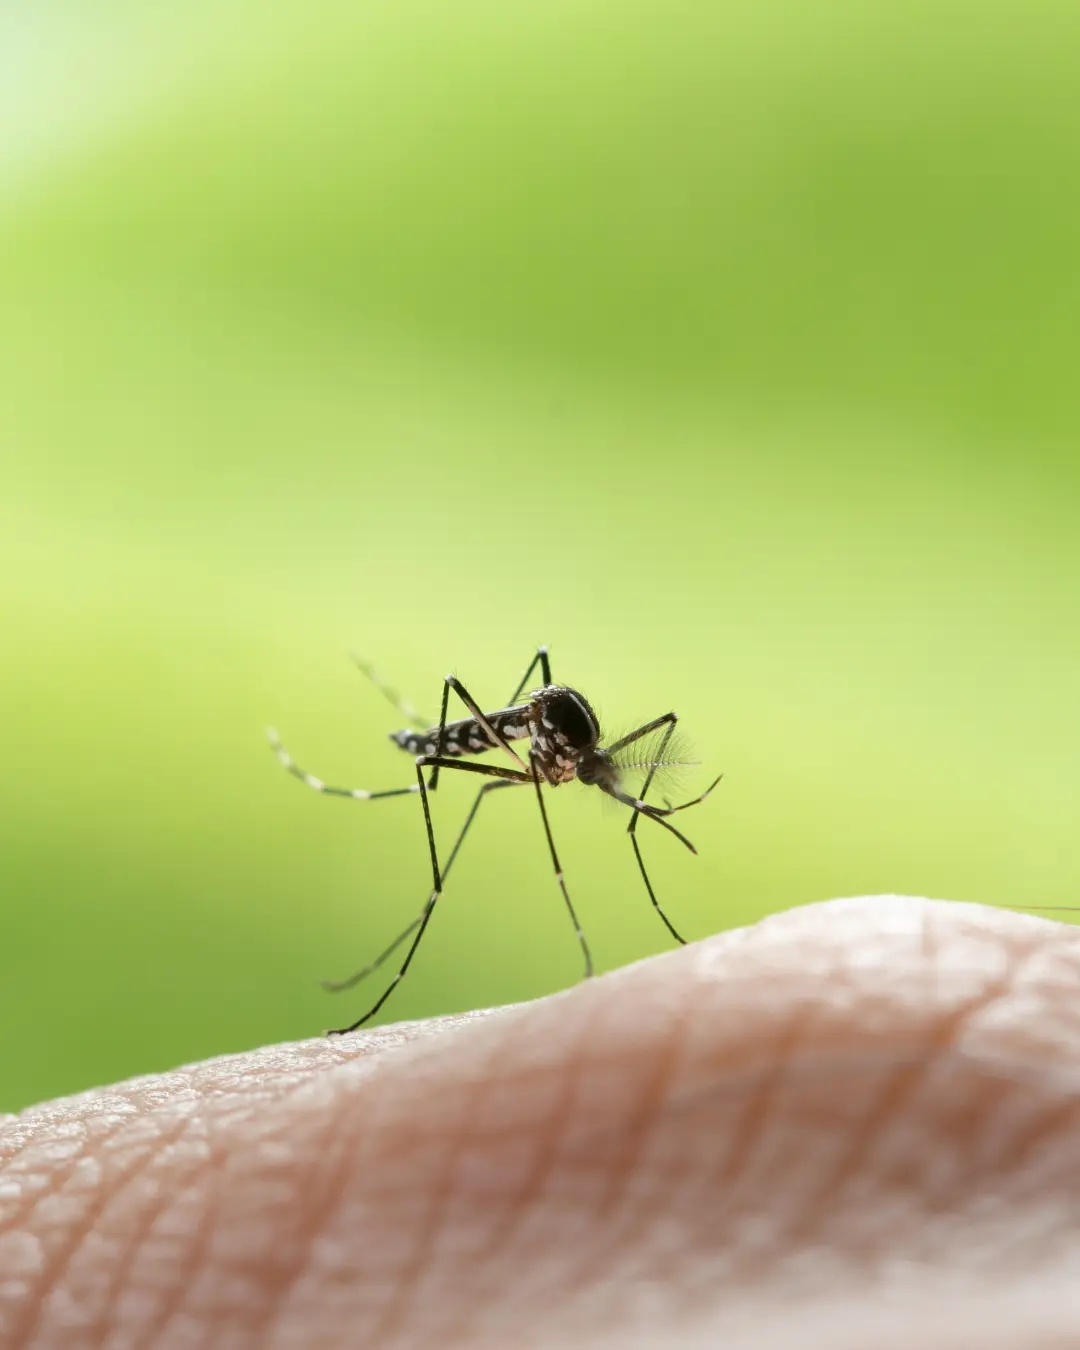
[
  {"left": 451, "top": 1059, "right": 605, "bottom": 1308},
  {"left": 552, "top": 994, "right": 730, "bottom": 1328},
  {"left": 950, "top": 1071, "right": 1080, "bottom": 1237},
  {"left": 298, "top": 1069, "right": 428, "bottom": 1334},
  {"left": 237, "top": 1075, "right": 378, "bottom": 1350},
  {"left": 680, "top": 1059, "right": 883, "bottom": 1281},
  {"left": 464, "top": 907, "right": 1080, "bottom": 1328},
  {"left": 785, "top": 907, "right": 1036, "bottom": 1246},
  {"left": 458, "top": 1003, "right": 601, "bottom": 1291},
  {"left": 391, "top": 907, "right": 1080, "bottom": 1339},
  {"left": 2, "top": 1119, "right": 97, "bottom": 1254},
  {"left": 458, "top": 1030, "right": 623, "bottom": 1330},
  {"left": 366, "top": 972, "right": 814, "bottom": 1339},
  {"left": 929, "top": 1072, "right": 1016, "bottom": 1214},
  {"left": 772, "top": 920, "right": 1075, "bottom": 1269},
  {"left": 592, "top": 982, "right": 695, "bottom": 1223},
  {"left": 13, "top": 1108, "right": 195, "bottom": 1349},
  {"left": 9, "top": 899, "right": 1080, "bottom": 1350},
  {"left": 622, "top": 1000, "right": 788, "bottom": 1288},
  {"left": 284, "top": 995, "right": 669, "bottom": 1344},
  {"left": 444, "top": 1001, "right": 665, "bottom": 1334},
  {"left": 692, "top": 1025, "right": 837, "bottom": 1288},
  {"left": 136, "top": 1125, "right": 232, "bottom": 1350},
  {"left": 85, "top": 1112, "right": 206, "bottom": 1347},
  {"left": 219, "top": 1054, "right": 411, "bottom": 1347},
  {"left": 124, "top": 1179, "right": 209, "bottom": 1350},
  {"left": 915, "top": 929, "right": 1080, "bottom": 1218},
  {"left": 132, "top": 1025, "right": 486, "bottom": 1349},
  {"left": 997, "top": 1094, "right": 1080, "bottom": 1194},
  {"left": 54, "top": 1046, "right": 374, "bottom": 1350},
  {"left": 563, "top": 978, "right": 699, "bottom": 1298},
  {"left": 885, "top": 1067, "right": 1080, "bottom": 1274},
  {"left": 554, "top": 1050, "right": 1080, "bottom": 1327},
  {"left": 610, "top": 1044, "right": 734, "bottom": 1298},
  {"left": 704, "top": 987, "right": 810, "bottom": 1244},
  {"left": 255, "top": 1079, "right": 379, "bottom": 1343},
  {"left": 366, "top": 1022, "right": 513, "bottom": 1346},
  {"left": 803, "top": 1059, "right": 993, "bottom": 1267},
  {"left": 274, "top": 1034, "right": 510, "bottom": 1343}
]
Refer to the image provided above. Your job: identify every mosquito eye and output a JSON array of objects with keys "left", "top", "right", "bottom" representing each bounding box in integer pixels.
[{"left": 546, "top": 691, "right": 597, "bottom": 748}]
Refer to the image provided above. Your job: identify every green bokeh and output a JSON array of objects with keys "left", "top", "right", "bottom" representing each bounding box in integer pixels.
[{"left": 3, "top": 0, "right": 1078, "bottom": 1112}]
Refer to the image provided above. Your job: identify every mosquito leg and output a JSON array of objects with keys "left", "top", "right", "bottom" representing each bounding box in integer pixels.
[
  {"left": 622, "top": 720, "right": 690, "bottom": 944},
  {"left": 506, "top": 644, "right": 552, "bottom": 705},
  {"left": 268, "top": 728, "right": 420, "bottom": 802},
  {"left": 605, "top": 710, "right": 678, "bottom": 758},
  {"left": 428, "top": 650, "right": 548, "bottom": 789},
  {"left": 328, "top": 757, "right": 444, "bottom": 1034},
  {"left": 608, "top": 711, "right": 721, "bottom": 944},
  {"left": 604, "top": 782, "right": 699, "bottom": 852},
  {"left": 618, "top": 716, "right": 724, "bottom": 820},
  {"left": 443, "top": 675, "right": 529, "bottom": 772},
  {"left": 409, "top": 674, "right": 533, "bottom": 780},
  {"left": 664, "top": 775, "right": 724, "bottom": 812},
  {"left": 426, "top": 672, "right": 454, "bottom": 791},
  {"left": 322, "top": 779, "right": 522, "bottom": 994},
  {"left": 631, "top": 720, "right": 677, "bottom": 815},
  {"left": 349, "top": 653, "right": 430, "bottom": 729},
  {"left": 529, "top": 753, "right": 594, "bottom": 979},
  {"left": 416, "top": 755, "right": 532, "bottom": 784},
  {"left": 607, "top": 704, "right": 723, "bottom": 820},
  {"left": 629, "top": 827, "right": 687, "bottom": 943},
  {"left": 328, "top": 759, "right": 531, "bottom": 1033},
  {"left": 321, "top": 916, "right": 422, "bottom": 994}
]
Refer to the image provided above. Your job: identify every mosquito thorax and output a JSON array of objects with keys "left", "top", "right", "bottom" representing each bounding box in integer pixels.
[{"left": 528, "top": 684, "right": 601, "bottom": 786}]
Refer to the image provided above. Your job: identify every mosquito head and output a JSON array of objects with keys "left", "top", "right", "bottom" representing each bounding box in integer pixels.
[
  {"left": 528, "top": 685, "right": 601, "bottom": 785},
  {"left": 575, "top": 748, "right": 619, "bottom": 791}
]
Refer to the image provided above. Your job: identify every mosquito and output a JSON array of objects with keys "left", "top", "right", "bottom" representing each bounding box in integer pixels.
[{"left": 268, "top": 646, "right": 722, "bottom": 1035}]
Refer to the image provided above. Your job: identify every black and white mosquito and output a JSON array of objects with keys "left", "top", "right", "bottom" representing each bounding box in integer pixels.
[{"left": 268, "top": 646, "right": 721, "bottom": 1035}]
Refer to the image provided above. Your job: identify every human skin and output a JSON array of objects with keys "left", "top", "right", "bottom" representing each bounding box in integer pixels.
[{"left": 3, "top": 896, "right": 1080, "bottom": 1350}]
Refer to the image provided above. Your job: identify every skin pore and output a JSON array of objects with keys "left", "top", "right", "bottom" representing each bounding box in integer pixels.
[{"left": 4, "top": 895, "right": 1080, "bottom": 1349}]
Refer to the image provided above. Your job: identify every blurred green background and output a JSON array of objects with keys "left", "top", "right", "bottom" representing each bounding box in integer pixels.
[{"left": 2, "top": 0, "right": 1078, "bottom": 1113}]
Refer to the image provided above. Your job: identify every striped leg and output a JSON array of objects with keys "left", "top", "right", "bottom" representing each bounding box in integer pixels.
[
  {"left": 350, "top": 652, "right": 430, "bottom": 729},
  {"left": 267, "top": 727, "right": 419, "bottom": 802},
  {"left": 299, "top": 649, "right": 551, "bottom": 1004},
  {"left": 284, "top": 647, "right": 558, "bottom": 1032},
  {"left": 321, "top": 778, "right": 520, "bottom": 995},
  {"left": 624, "top": 718, "right": 690, "bottom": 944},
  {"left": 427, "top": 671, "right": 531, "bottom": 789},
  {"left": 507, "top": 644, "right": 552, "bottom": 704},
  {"left": 328, "top": 757, "right": 532, "bottom": 1034},
  {"left": 529, "top": 751, "right": 594, "bottom": 979},
  {"left": 609, "top": 713, "right": 723, "bottom": 946}
]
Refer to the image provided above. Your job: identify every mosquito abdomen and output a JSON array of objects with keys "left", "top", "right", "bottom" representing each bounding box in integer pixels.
[{"left": 390, "top": 706, "right": 532, "bottom": 759}]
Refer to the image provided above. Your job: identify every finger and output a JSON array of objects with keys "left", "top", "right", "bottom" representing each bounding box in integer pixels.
[{"left": 4, "top": 897, "right": 1080, "bottom": 1349}]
